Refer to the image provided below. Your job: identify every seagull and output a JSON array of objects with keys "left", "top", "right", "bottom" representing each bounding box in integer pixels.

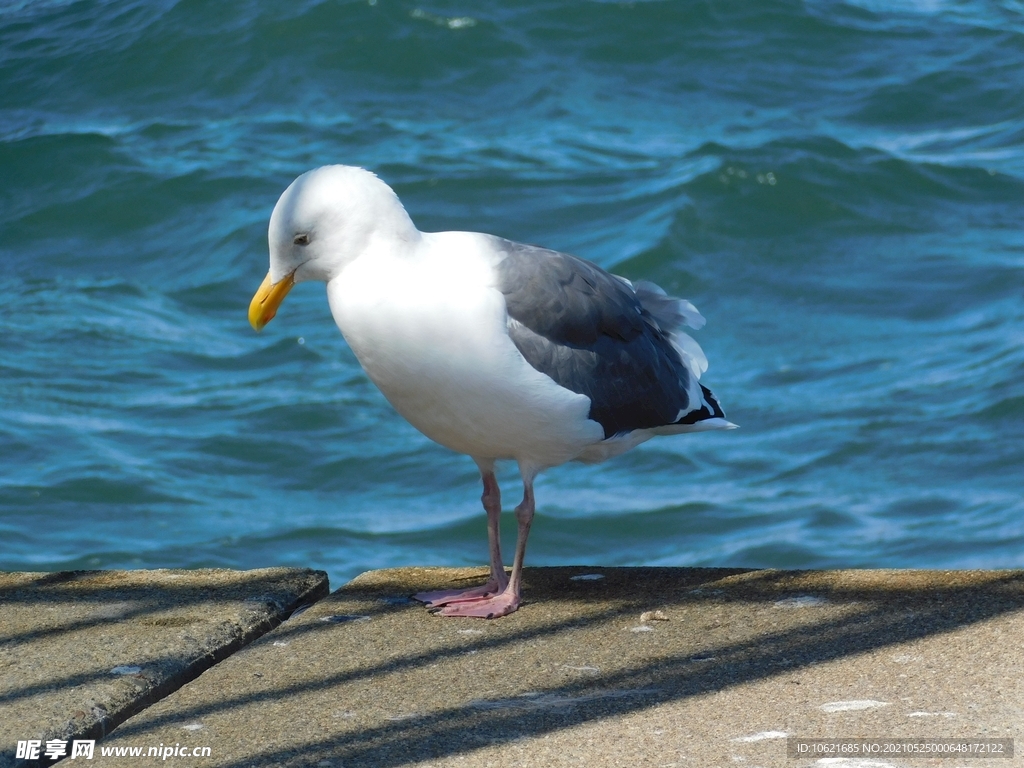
[{"left": 249, "top": 165, "right": 734, "bottom": 618}]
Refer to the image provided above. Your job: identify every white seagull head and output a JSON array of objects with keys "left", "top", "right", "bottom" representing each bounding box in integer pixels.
[{"left": 250, "top": 165, "right": 418, "bottom": 331}]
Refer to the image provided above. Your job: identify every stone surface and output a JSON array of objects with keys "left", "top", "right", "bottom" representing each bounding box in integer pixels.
[
  {"left": 0, "top": 568, "right": 328, "bottom": 768},
  {"left": 95, "top": 567, "right": 1024, "bottom": 767}
]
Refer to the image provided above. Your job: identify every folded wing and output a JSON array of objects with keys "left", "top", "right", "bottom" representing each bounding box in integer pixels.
[{"left": 492, "top": 238, "right": 725, "bottom": 439}]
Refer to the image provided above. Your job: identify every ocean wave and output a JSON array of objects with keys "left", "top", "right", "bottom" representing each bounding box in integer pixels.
[{"left": 3, "top": 0, "right": 1023, "bottom": 585}]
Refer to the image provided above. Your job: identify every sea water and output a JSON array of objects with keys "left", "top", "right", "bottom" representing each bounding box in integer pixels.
[{"left": 2, "top": 0, "right": 1023, "bottom": 588}]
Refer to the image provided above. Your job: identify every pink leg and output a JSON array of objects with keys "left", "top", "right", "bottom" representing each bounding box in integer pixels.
[
  {"left": 413, "top": 468, "right": 508, "bottom": 606},
  {"left": 434, "top": 471, "right": 535, "bottom": 619}
]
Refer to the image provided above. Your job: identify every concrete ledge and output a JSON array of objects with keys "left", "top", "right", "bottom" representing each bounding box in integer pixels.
[
  {"left": 94, "top": 567, "right": 1024, "bottom": 767},
  {"left": 0, "top": 568, "right": 329, "bottom": 768}
]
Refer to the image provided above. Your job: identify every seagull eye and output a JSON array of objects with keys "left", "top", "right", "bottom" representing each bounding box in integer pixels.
[{"left": 293, "top": 233, "right": 310, "bottom": 246}]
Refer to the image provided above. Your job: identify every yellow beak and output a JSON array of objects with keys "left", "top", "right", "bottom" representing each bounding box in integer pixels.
[{"left": 249, "top": 271, "right": 296, "bottom": 331}]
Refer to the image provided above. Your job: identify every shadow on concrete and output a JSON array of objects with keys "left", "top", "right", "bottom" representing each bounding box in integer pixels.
[
  {"left": 0, "top": 568, "right": 327, "bottom": 768},
  {"left": 108, "top": 566, "right": 1024, "bottom": 768}
]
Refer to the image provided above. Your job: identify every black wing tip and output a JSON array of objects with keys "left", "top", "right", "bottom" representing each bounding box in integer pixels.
[
  {"left": 701, "top": 384, "right": 726, "bottom": 419},
  {"left": 675, "top": 384, "right": 726, "bottom": 426}
]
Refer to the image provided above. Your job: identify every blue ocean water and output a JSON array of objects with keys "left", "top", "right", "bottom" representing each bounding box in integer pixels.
[{"left": 2, "top": 0, "right": 1023, "bottom": 589}]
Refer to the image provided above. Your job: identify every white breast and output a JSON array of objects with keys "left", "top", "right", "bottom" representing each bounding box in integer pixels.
[{"left": 326, "top": 232, "right": 604, "bottom": 467}]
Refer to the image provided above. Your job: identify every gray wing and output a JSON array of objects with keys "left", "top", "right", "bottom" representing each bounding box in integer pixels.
[{"left": 491, "top": 237, "right": 724, "bottom": 439}]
